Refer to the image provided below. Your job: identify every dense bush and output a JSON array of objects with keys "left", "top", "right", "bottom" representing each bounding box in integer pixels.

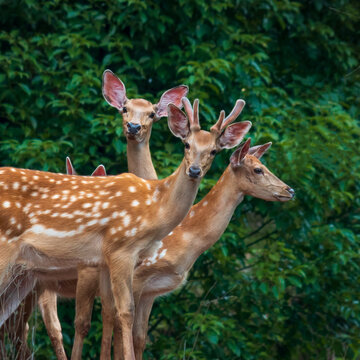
[{"left": 1, "top": 0, "right": 359, "bottom": 358}]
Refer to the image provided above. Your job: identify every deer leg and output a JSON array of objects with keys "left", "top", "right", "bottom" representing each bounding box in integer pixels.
[
  {"left": 107, "top": 251, "right": 136, "bottom": 360},
  {"left": 38, "top": 289, "right": 67, "bottom": 360},
  {"left": 0, "top": 285, "right": 37, "bottom": 359},
  {"left": 113, "top": 315, "right": 124, "bottom": 360},
  {"left": 99, "top": 267, "right": 115, "bottom": 360},
  {"left": 71, "top": 267, "right": 99, "bottom": 360},
  {"left": 133, "top": 296, "right": 155, "bottom": 360},
  {"left": 13, "top": 289, "right": 36, "bottom": 360}
]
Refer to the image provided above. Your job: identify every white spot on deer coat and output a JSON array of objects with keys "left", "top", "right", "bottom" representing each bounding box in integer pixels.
[
  {"left": 123, "top": 215, "right": 130, "bottom": 227},
  {"left": 129, "top": 186, "right": 136, "bottom": 193},
  {"left": 158, "top": 248, "right": 167, "bottom": 259},
  {"left": 131, "top": 200, "right": 139, "bottom": 207},
  {"left": 13, "top": 182, "right": 19, "bottom": 190},
  {"left": 99, "top": 217, "right": 110, "bottom": 225},
  {"left": 3, "top": 201, "right": 11, "bottom": 208},
  {"left": 31, "top": 224, "right": 77, "bottom": 238},
  {"left": 87, "top": 219, "right": 98, "bottom": 227}
]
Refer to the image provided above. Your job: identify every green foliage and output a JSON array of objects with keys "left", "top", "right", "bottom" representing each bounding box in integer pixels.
[{"left": 1, "top": 0, "right": 359, "bottom": 358}]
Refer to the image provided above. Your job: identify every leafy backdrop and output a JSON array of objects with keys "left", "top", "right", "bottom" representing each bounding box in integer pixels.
[{"left": 0, "top": 0, "right": 359, "bottom": 359}]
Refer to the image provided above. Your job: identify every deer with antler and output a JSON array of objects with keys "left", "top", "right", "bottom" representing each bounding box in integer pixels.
[
  {"left": 69, "top": 99, "right": 254, "bottom": 359},
  {"left": 0, "top": 95, "right": 250, "bottom": 359}
]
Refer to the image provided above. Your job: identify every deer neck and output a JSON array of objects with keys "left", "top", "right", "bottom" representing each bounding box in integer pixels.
[
  {"left": 126, "top": 133, "right": 157, "bottom": 180},
  {"left": 156, "top": 159, "right": 201, "bottom": 235},
  {"left": 176, "top": 165, "right": 244, "bottom": 266}
]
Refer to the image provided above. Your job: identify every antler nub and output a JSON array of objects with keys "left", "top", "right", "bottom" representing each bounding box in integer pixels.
[
  {"left": 182, "top": 97, "right": 200, "bottom": 131},
  {"left": 210, "top": 110, "right": 225, "bottom": 134},
  {"left": 211, "top": 99, "right": 246, "bottom": 134}
]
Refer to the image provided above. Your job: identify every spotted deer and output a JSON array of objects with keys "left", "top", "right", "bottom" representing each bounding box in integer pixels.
[
  {"left": 0, "top": 97, "right": 251, "bottom": 359},
  {"left": 0, "top": 159, "right": 107, "bottom": 360}
]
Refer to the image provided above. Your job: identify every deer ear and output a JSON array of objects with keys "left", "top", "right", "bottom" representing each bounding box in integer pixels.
[
  {"left": 230, "top": 138, "right": 251, "bottom": 167},
  {"left": 167, "top": 104, "right": 190, "bottom": 140},
  {"left": 249, "top": 142, "right": 272, "bottom": 159},
  {"left": 66, "top": 157, "right": 76, "bottom": 175},
  {"left": 91, "top": 165, "right": 107, "bottom": 177},
  {"left": 218, "top": 121, "right": 252, "bottom": 149},
  {"left": 155, "top": 85, "right": 189, "bottom": 119},
  {"left": 102, "top": 70, "right": 127, "bottom": 110}
]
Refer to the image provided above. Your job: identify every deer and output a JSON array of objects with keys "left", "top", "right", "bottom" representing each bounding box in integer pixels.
[
  {"left": 0, "top": 158, "right": 107, "bottom": 360},
  {"left": 0, "top": 96, "right": 251, "bottom": 359},
  {"left": 102, "top": 69, "right": 189, "bottom": 180}
]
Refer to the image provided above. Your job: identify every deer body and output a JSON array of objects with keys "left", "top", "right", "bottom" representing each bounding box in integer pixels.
[{"left": 0, "top": 160, "right": 202, "bottom": 360}]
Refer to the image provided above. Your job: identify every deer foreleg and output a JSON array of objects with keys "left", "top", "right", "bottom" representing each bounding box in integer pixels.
[
  {"left": 107, "top": 250, "right": 136, "bottom": 360},
  {"left": 133, "top": 295, "right": 155, "bottom": 360},
  {"left": 0, "top": 288, "right": 36, "bottom": 360},
  {"left": 38, "top": 289, "right": 67, "bottom": 360},
  {"left": 99, "top": 267, "right": 116, "bottom": 360},
  {"left": 71, "top": 267, "right": 99, "bottom": 360}
]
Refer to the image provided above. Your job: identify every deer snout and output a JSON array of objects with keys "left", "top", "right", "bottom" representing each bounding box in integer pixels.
[
  {"left": 188, "top": 166, "right": 201, "bottom": 179},
  {"left": 127, "top": 122, "right": 141, "bottom": 135},
  {"left": 287, "top": 187, "right": 295, "bottom": 198}
]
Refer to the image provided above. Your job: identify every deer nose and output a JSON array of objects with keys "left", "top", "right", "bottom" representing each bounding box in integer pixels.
[
  {"left": 127, "top": 122, "right": 141, "bottom": 135},
  {"left": 188, "top": 166, "right": 201, "bottom": 179},
  {"left": 287, "top": 187, "right": 295, "bottom": 198}
]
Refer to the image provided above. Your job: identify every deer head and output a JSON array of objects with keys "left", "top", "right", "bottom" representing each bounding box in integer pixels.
[
  {"left": 230, "top": 139, "right": 295, "bottom": 201},
  {"left": 168, "top": 98, "right": 252, "bottom": 179},
  {"left": 102, "top": 70, "right": 188, "bottom": 143}
]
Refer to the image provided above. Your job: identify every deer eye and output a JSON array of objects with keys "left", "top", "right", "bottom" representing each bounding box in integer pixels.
[
  {"left": 122, "top": 107, "right": 127, "bottom": 113},
  {"left": 254, "top": 168, "right": 263, "bottom": 174},
  {"left": 210, "top": 149, "right": 217, "bottom": 156},
  {"left": 185, "top": 142, "right": 190, "bottom": 150},
  {"left": 149, "top": 112, "right": 155, "bottom": 119}
]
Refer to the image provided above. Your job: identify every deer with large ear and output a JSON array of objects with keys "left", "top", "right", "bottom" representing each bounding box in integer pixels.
[{"left": 103, "top": 69, "right": 188, "bottom": 179}]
